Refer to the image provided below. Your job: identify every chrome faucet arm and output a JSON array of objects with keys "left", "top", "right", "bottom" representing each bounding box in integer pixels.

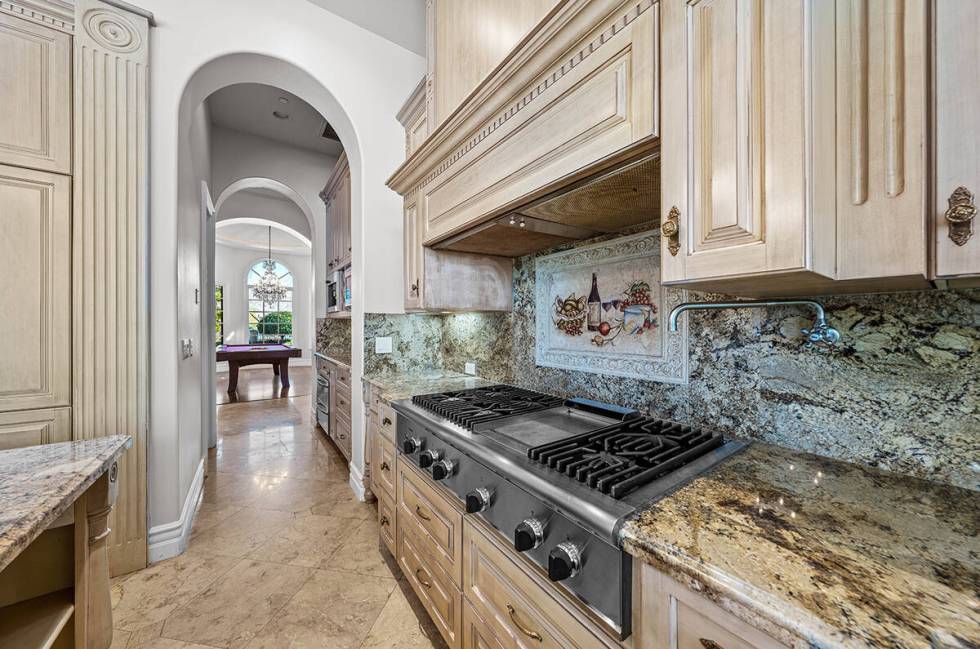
[{"left": 667, "top": 299, "right": 840, "bottom": 349}]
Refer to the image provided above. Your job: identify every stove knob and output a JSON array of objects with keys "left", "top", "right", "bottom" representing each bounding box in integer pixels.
[
  {"left": 514, "top": 518, "right": 545, "bottom": 552},
  {"left": 402, "top": 436, "right": 423, "bottom": 454},
  {"left": 431, "top": 459, "right": 456, "bottom": 481},
  {"left": 418, "top": 449, "right": 442, "bottom": 468},
  {"left": 548, "top": 542, "right": 583, "bottom": 581},
  {"left": 465, "top": 487, "right": 493, "bottom": 514}
]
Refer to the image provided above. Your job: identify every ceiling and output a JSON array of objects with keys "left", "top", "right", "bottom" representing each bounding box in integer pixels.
[
  {"left": 215, "top": 221, "right": 311, "bottom": 256},
  {"left": 305, "top": 0, "right": 426, "bottom": 56},
  {"left": 207, "top": 83, "right": 344, "bottom": 156}
]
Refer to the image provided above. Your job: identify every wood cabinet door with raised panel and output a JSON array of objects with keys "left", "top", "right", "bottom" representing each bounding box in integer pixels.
[
  {"left": 0, "top": 13, "right": 71, "bottom": 174},
  {"left": 661, "top": 0, "right": 810, "bottom": 283},
  {"left": 0, "top": 164, "right": 70, "bottom": 413},
  {"left": 404, "top": 201, "right": 424, "bottom": 310},
  {"left": 0, "top": 407, "right": 70, "bottom": 450},
  {"left": 932, "top": 0, "right": 980, "bottom": 280}
]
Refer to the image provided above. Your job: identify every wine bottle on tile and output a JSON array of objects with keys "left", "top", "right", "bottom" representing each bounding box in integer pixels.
[{"left": 587, "top": 273, "right": 601, "bottom": 331}]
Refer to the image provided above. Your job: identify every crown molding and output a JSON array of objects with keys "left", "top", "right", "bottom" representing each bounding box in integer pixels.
[{"left": 0, "top": 0, "right": 74, "bottom": 32}]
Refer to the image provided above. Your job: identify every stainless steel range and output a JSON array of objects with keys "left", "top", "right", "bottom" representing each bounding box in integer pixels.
[{"left": 392, "top": 384, "right": 745, "bottom": 639}]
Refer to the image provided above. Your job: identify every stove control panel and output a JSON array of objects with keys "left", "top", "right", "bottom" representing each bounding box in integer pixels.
[
  {"left": 514, "top": 518, "right": 546, "bottom": 552},
  {"left": 548, "top": 542, "right": 583, "bottom": 581},
  {"left": 402, "top": 436, "right": 424, "bottom": 454},
  {"left": 465, "top": 487, "right": 494, "bottom": 514},
  {"left": 431, "top": 458, "right": 457, "bottom": 480},
  {"left": 418, "top": 449, "right": 442, "bottom": 468}
]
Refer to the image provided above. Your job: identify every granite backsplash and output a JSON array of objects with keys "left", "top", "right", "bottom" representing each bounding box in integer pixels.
[
  {"left": 363, "top": 312, "right": 512, "bottom": 383},
  {"left": 511, "top": 233, "right": 980, "bottom": 492},
  {"left": 315, "top": 317, "right": 351, "bottom": 357}
]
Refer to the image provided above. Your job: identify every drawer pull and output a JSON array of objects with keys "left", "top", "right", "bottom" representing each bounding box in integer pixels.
[
  {"left": 380, "top": 515, "right": 390, "bottom": 527},
  {"left": 506, "top": 604, "right": 542, "bottom": 642},
  {"left": 380, "top": 461, "right": 390, "bottom": 473},
  {"left": 415, "top": 568, "right": 432, "bottom": 589},
  {"left": 415, "top": 504, "right": 431, "bottom": 521},
  {"left": 382, "top": 416, "right": 392, "bottom": 427},
  {"left": 699, "top": 640, "right": 725, "bottom": 649}
]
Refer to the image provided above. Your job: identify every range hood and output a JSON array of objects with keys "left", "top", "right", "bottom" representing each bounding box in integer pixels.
[{"left": 433, "top": 154, "right": 661, "bottom": 258}]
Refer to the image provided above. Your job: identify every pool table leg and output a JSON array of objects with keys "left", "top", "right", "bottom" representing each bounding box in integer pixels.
[
  {"left": 280, "top": 360, "right": 291, "bottom": 388},
  {"left": 227, "top": 362, "right": 239, "bottom": 393},
  {"left": 273, "top": 363, "right": 280, "bottom": 376}
]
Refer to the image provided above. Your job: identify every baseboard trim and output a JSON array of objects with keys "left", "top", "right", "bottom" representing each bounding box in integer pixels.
[
  {"left": 348, "top": 461, "right": 374, "bottom": 502},
  {"left": 147, "top": 458, "right": 205, "bottom": 563}
]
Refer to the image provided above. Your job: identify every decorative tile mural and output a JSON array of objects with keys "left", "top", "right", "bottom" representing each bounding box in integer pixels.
[{"left": 535, "top": 231, "right": 688, "bottom": 383}]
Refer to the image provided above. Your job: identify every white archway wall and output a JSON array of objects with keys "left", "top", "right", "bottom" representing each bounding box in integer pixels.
[
  {"left": 214, "top": 243, "right": 314, "bottom": 364},
  {"left": 146, "top": 0, "right": 425, "bottom": 551},
  {"left": 217, "top": 190, "right": 313, "bottom": 240}
]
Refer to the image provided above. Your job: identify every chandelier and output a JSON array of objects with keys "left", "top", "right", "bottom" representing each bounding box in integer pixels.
[{"left": 252, "top": 226, "right": 288, "bottom": 305}]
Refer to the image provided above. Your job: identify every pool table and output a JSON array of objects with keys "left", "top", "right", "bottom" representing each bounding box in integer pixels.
[{"left": 216, "top": 344, "right": 302, "bottom": 392}]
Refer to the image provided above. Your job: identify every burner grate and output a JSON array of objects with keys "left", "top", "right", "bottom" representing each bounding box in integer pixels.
[
  {"left": 412, "top": 385, "right": 564, "bottom": 431},
  {"left": 528, "top": 418, "right": 724, "bottom": 498}
]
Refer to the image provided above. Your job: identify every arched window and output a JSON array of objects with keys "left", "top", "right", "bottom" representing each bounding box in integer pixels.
[{"left": 247, "top": 260, "right": 293, "bottom": 344}]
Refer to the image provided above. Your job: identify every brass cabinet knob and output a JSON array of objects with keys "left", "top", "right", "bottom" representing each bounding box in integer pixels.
[
  {"left": 662, "top": 206, "right": 681, "bottom": 256},
  {"left": 945, "top": 186, "right": 976, "bottom": 246},
  {"left": 380, "top": 515, "right": 390, "bottom": 527}
]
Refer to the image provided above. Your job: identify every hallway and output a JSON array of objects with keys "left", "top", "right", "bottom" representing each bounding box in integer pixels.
[{"left": 109, "top": 376, "right": 442, "bottom": 649}]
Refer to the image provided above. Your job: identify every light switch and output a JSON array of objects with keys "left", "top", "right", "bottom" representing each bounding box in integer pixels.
[
  {"left": 465, "top": 362, "right": 476, "bottom": 375},
  {"left": 181, "top": 338, "right": 194, "bottom": 359},
  {"left": 375, "top": 336, "right": 393, "bottom": 354}
]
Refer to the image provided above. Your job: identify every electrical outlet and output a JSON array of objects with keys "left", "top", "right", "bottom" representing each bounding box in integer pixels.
[
  {"left": 465, "top": 361, "right": 476, "bottom": 375},
  {"left": 375, "top": 336, "right": 393, "bottom": 354}
]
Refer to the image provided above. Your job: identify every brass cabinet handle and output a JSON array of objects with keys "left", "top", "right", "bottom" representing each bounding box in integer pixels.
[
  {"left": 699, "top": 640, "right": 725, "bottom": 649},
  {"left": 380, "top": 515, "right": 390, "bottom": 527},
  {"left": 415, "top": 504, "right": 431, "bottom": 521},
  {"left": 380, "top": 461, "right": 390, "bottom": 473},
  {"left": 383, "top": 416, "right": 392, "bottom": 427},
  {"left": 506, "top": 604, "right": 543, "bottom": 642},
  {"left": 411, "top": 280, "right": 419, "bottom": 295},
  {"left": 415, "top": 568, "right": 432, "bottom": 588},
  {"left": 662, "top": 206, "right": 681, "bottom": 256},
  {"left": 945, "top": 186, "right": 976, "bottom": 246}
]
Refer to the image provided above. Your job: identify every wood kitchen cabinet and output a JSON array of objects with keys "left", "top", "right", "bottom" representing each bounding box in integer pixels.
[
  {"left": 0, "top": 12, "right": 71, "bottom": 174},
  {"left": 321, "top": 152, "right": 351, "bottom": 272},
  {"left": 931, "top": 0, "right": 980, "bottom": 283},
  {"left": 660, "top": 0, "right": 930, "bottom": 296}
]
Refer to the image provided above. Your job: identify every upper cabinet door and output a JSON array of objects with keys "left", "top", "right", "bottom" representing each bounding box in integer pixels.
[
  {"left": 932, "top": 0, "right": 980, "bottom": 280},
  {"left": 661, "top": 0, "right": 810, "bottom": 284},
  {"left": 0, "top": 12, "right": 71, "bottom": 174},
  {"left": 0, "top": 164, "right": 70, "bottom": 413}
]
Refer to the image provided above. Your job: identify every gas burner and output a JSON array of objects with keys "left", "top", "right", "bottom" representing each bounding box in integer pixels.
[
  {"left": 528, "top": 418, "right": 724, "bottom": 498},
  {"left": 412, "top": 385, "right": 564, "bottom": 430}
]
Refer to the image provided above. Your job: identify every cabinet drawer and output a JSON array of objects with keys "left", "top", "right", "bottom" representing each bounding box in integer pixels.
[
  {"left": 399, "top": 523, "right": 462, "bottom": 649},
  {"left": 334, "top": 384, "right": 352, "bottom": 416},
  {"left": 639, "top": 563, "right": 788, "bottom": 649},
  {"left": 397, "top": 461, "right": 463, "bottom": 586},
  {"left": 373, "top": 434, "right": 397, "bottom": 501},
  {"left": 334, "top": 366, "right": 352, "bottom": 390},
  {"left": 462, "top": 520, "right": 619, "bottom": 649},
  {"left": 463, "top": 600, "right": 507, "bottom": 649},
  {"left": 378, "top": 401, "right": 397, "bottom": 443},
  {"left": 369, "top": 384, "right": 383, "bottom": 415},
  {"left": 378, "top": 489, "right": 396, "bottom": 556}
]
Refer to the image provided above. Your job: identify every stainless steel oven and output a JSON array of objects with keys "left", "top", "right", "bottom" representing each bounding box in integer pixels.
[{"left": 316, "top": 369, "right": 330, "bottom": 432}]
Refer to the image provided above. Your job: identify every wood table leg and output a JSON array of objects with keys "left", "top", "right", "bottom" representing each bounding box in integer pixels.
[
  {"left": 273, "top": 362, "right": 280, "bottom": 376},
  {"left": 280, "top": 359, "right": 290, "bottom": 388},
  {"left": 227, "top": 362, "right": 239, "bottom": 393}
]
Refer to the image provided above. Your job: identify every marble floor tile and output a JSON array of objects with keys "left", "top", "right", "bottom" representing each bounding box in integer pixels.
[
  {"left": 161, "top": 559, "right": 313, "bottom": 649},
  {"left": 111, "top": 376, "right": 437, "bottom": 649},
  {"left": 241, "top": 568, "right": 396, "bottom": 649}
]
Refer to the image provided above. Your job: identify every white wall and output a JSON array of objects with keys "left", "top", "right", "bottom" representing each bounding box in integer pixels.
[
  {"left": 218, "top": 191, "right": 312, "bottom": 240},
  {"left": 144, "top": 0, "right": 424, "bottom": 549},
  {"left": 211, "top": 125, "right": 336, "bottom": 315},
  {"left": 214, "top": 242, "right": 314, "bottom": 364}
]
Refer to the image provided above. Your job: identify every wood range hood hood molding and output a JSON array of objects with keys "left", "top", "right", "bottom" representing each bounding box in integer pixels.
[{"left": 387, "top": 0, "right": 661, "bottom": 258}]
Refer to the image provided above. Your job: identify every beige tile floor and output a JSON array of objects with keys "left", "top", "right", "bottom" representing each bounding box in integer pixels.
[{"left": 110, "top": 379, "right": 445, "bottom": 649}]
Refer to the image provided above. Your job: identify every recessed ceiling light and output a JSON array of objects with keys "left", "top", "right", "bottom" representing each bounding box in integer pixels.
[
  {"left": 278, "top": 96, "right": 289, "bottom": 104},
  {"left": 273, "top": 110, "right": 289, "bottom": 120}
]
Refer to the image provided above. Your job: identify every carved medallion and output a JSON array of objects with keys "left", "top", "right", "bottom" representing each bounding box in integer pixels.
[{"left": 83, "top": 8, "right": 141, "bottom": 53}]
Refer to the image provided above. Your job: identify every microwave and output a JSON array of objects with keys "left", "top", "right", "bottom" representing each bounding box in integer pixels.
[
  {"left": 326, "top": 269, "right": 344, "bottom": 313},
  {"left": 343, "top": 267, "right": 352, "bottom": 309}
]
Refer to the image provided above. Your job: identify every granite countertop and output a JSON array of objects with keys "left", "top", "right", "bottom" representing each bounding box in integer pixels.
[
  {"left": 315, "top": 351, "right": 351, "bottom": 369},
  {"left": 620, "top": 442, "right": 980, "bottom": 649},
  {"left": 362, "top": 370, "right": 498, "bottom": 402},
  {"left": 0, "top": 436, "right": 132, "bottom": 572}
]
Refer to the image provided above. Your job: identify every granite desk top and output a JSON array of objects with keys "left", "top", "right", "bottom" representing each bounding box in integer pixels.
[
  {"left": 0, "top": 436, "right": 132, "bottom": 572},
  {"left": 620, "top": 442, "right": 980, "bottom": 649},
  {"left": 315, "top": 351, "right": 351, "bottom": 370},
  {"left": 362, "top": 370, "right": 497, "bottom": 402}
]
